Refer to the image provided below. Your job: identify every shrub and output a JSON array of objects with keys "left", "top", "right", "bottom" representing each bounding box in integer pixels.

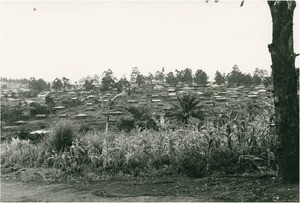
[
  {"left": 18, "top": 129, "right": 31, "bottom": 140},
  {"left": 29, "top": 102, "right": 48, "bottom": 116},
  {"left": 144, "top": 118, "right": 159, "bottom": 131},
  {"left": 18, "top": 129, "right": 44, "bottom": 143},
  {"left": 61, "top": 98, "right": 81, "bottom": 107},
  {"left": 117, "top": 117, "right": 135, "bottom": 132},
  {"left": 126, "top": 106, "right": 158, "bottom": 131},
  {"left": 47, "top": 121, "right": 76, "bottom": 152},
  {"left": 179, "top": 147, "right": 207, "bottom": 178},
  {"left": 210, "top": 147, "right": 240, "bottom": 174},
  {"left": 1, "top": 107, "right": 23, "bottom": 124}
]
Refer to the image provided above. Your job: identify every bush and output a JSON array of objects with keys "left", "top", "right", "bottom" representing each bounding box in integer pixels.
[
  {"left": 18, "top": 129, "right": 31, "bottom": 140},
  {"left": 61, "top": 98, "right": 81, "bottom": 108},
  {"left": 18, "top": 129, "right": 44, "bottom": 143},
  {"left": 210, "top": 148, "right": 240, "bottom": 174},
  {"left": 48, "top": 121, "right": 76, "bottom": 152},
  {"left": 1, "top": 107, "right": 23, "bottom": 124},
  {"left": 180, "top": 153, "right": 207, "bottom": 178},
  {"left": 117, "top": 117, "right": 135, "bottom": 132},
  {"left": 29, "top": 102, "right": 48, "bottom": 116},
  {"left": 126, "top": 106, "right": 159, "bottom": 131},
  {"left": 143, "top": 118, "right": 159, "bottom": 131}
]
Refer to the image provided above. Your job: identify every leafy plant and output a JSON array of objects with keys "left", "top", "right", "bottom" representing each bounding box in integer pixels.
[
  {"left": 166, "top": 94, "right": 204, "bottom": 125},
  {"left": 126, "top": 106, "right": 158, "bottom": 131}
]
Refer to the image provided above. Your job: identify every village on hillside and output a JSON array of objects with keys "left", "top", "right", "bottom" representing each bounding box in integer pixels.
[{"left": 0, "top": 66, "right": 276, "bottom": 142}]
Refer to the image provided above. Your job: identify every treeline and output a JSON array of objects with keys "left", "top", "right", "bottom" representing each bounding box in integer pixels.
[
  {"left": 72, "top": 65, "right": 272, "bottom": 93},
  {"left": 0, "top": 77, "right": 29, "bottom": 84},
  {"left": 2, "top": 65, "right": 272, "bottom": 95}
]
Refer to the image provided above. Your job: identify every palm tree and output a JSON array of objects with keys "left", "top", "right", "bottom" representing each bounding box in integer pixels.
[{"left": 166, "top": 93, "right": 204, "bottom": 125}]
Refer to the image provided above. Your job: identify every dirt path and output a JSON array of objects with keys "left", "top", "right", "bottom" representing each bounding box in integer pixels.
[
  {"left": 1, "top": 175, "right": 299, "bottom": 202},
  {"left": 1, "top": 180, "right": 209, "bottom": 202}
]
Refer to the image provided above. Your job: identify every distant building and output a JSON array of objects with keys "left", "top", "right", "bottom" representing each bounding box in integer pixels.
[
  {"left": 35, "top": 114, "right": 47, "bottom": 119},
  {"left": 53, "top": 106, "right": 66, "bottom": 110},
  {"left": 76, "top": 113, "right": 88, "bottom": 118},
  {"left": 153, "top": 84, "right": 164, "bottom": 91},
  {"left": 14, "top": 120, "right": 27, "bottom": 125}
]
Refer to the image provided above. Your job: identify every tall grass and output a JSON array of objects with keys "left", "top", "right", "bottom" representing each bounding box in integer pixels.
[
  {"left": 1, "top": 102, "right": 277, "bottom": 178},
  {"left": 1, "top": 138, "right": 49, "bottom": 168},
  {"left": 47, "top": 120, "right": 76, "bottom": 152}
]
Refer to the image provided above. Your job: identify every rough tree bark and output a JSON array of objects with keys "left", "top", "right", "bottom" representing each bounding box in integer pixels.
[{"left": 268, "top": 0, "right": 299, "bottom": 183}]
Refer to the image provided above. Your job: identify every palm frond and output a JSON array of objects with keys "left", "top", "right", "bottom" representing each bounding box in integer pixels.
[{"left": 166, "top": 94, "right": 203, "bottom": 124}]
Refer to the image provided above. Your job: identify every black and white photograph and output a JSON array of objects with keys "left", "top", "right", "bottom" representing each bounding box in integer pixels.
[{"left": 0, "top": 0, "right": 299, "bottom": 202}]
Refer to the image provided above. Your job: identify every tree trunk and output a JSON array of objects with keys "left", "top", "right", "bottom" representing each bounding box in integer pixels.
[
  {"left": 105, "top": 115, "right": 109, "bottom": 132},
  {"left": 268, "top": 0, "right": 299, "bottom": 183}
]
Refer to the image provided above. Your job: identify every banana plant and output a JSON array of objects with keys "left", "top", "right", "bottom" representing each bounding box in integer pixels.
[
  {"left": 103, "top": 91, "right": 126, "bottom": 132},
  {"left": 218, "top": 110, "right": 240, "bottom": 150},
  {"left": 102, "top": 92, "right": 125, "bottom": 170}
]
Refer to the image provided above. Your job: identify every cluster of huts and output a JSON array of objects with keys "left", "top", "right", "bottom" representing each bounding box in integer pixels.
[{"left": 1, "top": 81, "right": 273, "bottom": 136}]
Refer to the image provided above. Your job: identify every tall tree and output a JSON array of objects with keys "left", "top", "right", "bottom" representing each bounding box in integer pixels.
[
  {"left": 253, "top": 68, "right": 268, "bottom": 86},
  {"left": 130, "top": 67, "right": 140, "bottom": 84},
  {"left": 194, "top": 69, "right": 208, "bottom": 86},
  {"left": 145, "top": 72, "right": 154, "bottom": 84},
  {"left": 267, "top": 0, "right": 299, "bottom": 183},
  {"left": 83, "top": 78, "right": 95, "bottom": 91},
  {"left": 29, "top": 77, "right": 48, "bottom": 93},
  {"left": 165, "top": 72, "right": 178, "bottom": 87},
  {"left": 52, "top": 78, "right": 63, "bottom": 91},
  {"left": 214, "top": 71, "right": 226, "bottom": 85},
  {"left": 101, "top": 69, "right": 116, "bottom": 92},
  {"left": 136, "top": 73, "right": 145, "bottom": 87},
  {"left": 226, "top": 65, "right": 244, "bottom": 86},
  {"left": 205, "top": 0, "right": 298, "bottom": 182},
  {"left": 175, "top": 69, "right": 184, "bottom": 83},
  {"left": 62, "top": 77, "right": 71, "bottom": 89},
  {"left": 154, "top": 70, "right": 164, "bottom": 82},
  {"left": 242, "top": 73, "right": 253, "bottom": 87},
  {"left": 183, "top": 68, "right": 193, "bottom": 85},
  {"left": 116, "top": 75, "right": 129, "bottom": 93}
]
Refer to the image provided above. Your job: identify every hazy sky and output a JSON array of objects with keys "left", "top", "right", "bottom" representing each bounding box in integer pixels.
[{"left": 1, "top": 0, "right": 299, "bottom": 82}]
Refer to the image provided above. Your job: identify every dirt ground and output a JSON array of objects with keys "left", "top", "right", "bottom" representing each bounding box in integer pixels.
[{"left": 1, "top": 172, "right": 299, "bottom": 202}]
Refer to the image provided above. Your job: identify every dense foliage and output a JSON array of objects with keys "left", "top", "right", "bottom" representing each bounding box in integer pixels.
[
  {"left": 28, "top": 77, "right": 49, "bottom": 93},
  {"left": 1, "top": 95, "right": 276, "bottom": 179}
]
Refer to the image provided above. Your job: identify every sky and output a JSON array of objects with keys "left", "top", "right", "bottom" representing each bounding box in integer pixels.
[{"left": 1, "top": 0, "right": 299, "bottom": 83}]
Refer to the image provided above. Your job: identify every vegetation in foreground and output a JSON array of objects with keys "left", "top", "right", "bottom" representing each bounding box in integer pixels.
[{"left": 1, "top": 97, "right": 277, "bottom": 180}]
